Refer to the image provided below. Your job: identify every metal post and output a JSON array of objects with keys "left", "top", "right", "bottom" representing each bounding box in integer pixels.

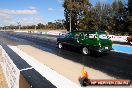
[{"left": 70, "top": 10, "right": 72, "bottom": 32}]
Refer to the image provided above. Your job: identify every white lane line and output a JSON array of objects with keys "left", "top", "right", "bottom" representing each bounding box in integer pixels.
[
  {"left": 20, "top": 67, "right": 33, "bottom": 71},
  {"left": 9, "top": 45, "right": 81, "bottom": 88}
]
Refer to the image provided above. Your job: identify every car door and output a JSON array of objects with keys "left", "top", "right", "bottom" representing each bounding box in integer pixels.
[
  {"left": 61, "top": 33, "right": 70, "bottom": 45},
  {"left": 66, "top": 33, "right": 75, "bottom": 46},
  {"left": 61, "top": 33, "right": 73, "bottom": 46},
  {"left": 77, "top": 32, "right": 85, "bottom": 45}
]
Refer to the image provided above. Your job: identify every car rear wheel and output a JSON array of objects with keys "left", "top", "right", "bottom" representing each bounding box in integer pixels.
[
  {"left": 58, "top": 43, "right": 63, "bottom": 49},
  {"left": 82, "top": 47, "right": 90, "bottom": 55}
]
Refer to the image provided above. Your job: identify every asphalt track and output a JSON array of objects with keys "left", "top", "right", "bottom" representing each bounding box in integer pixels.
[{"left": 0, "top": 32, "right": 132, "bottom": 81}]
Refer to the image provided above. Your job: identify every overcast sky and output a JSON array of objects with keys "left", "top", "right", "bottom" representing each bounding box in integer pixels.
[{"left": 0, "top": 0, "right": 128, "bottom": 26}]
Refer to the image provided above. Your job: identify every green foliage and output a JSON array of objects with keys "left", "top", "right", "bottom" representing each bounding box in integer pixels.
[
  {"left": 91, "top": 0, "right": 129, "bottom": 33},
  {"left": 37, "top": 23, "right": 45, "bottom": 29},
  {"left": 47, "top": 19, "right": 65, "bottom": 29},
  {"left": 63, "top": 0, "right": 95, "bottom": 31},
  {"left": 63, "top": 0, "right": 129, "bottom": 33}
]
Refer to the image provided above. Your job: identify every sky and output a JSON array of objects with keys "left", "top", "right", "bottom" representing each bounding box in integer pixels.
[{"left": 0, "top": 0, "right": 128, "bottom": 26}]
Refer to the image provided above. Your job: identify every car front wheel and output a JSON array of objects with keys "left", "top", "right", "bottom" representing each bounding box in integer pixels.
[
  {"left": 58, "top": 43, "right": 63, "bottom": 49},
  {"left": 82, "top": 47, "right": 90, "bottom": 55}
]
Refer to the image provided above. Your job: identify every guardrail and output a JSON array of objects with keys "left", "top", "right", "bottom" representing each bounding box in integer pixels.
[
  {"left": 108, "top": 35, "right": 128, "bottom": 42},
  {"left": 14, "top": 31, "right": 129, "bottom": 43},
  {"left": 0, "top": 41, "right": 56, "bottom": 88}
]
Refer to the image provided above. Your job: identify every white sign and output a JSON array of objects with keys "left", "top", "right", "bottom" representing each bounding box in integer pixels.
[
  {"left": 108, "top": 35, "right": 128, "bottom": 42},
  {"left": 1, "top": 47, "right": 20, "bottom": 88}
]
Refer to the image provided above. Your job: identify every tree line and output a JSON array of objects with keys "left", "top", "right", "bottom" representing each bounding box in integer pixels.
[
  {"left": 0, "top": 19, "right": 65, "bottom": 30},
  {"left": 63, "top": 0, "right": 130, "bottom": 34}
]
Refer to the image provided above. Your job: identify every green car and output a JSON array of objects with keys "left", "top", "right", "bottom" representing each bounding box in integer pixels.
[{"left": 57, "top": 30, "right": 112, "bottom": 55}]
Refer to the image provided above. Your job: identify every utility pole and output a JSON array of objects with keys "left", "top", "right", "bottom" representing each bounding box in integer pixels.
[
  {"left": 70, "top": 10, "right": 72, "bottom": 32},
  {"left": 69, "top": 0, "right": 72, "bottom": 32}
]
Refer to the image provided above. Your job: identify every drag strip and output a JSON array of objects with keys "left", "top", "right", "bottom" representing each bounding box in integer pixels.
[{"left": 0, "top": 32, "right": 132, "bottom": 81}]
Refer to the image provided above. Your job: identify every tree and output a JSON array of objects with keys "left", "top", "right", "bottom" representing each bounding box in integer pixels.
[
  {"left": 114, "top": 0, "right": 128, "bottom": 32},
  {"left": 47, "top": 22, "right": 56, "bottom": 29},
  {"left": 93, "top": 0, "right": 128, "bottom": 33},
  {"left": 63, "top": 0, "right": 93, "bottom": 31},
  {"left": 37, "top": 23, "right": 45, "bottom": 29},
  {"left": 55, "top": 19, "right": 65, "bottom": 29},
  {"left": 93, "top": 2, "right": 112, "bottom": 30}
]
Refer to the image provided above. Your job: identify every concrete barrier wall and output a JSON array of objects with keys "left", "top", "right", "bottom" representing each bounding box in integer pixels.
[
  {"left": 0, "top": 45, "right": 20, "bottom": 88},
  {"left": 14, "top": 30, "right": 129, "bottom": 43},
  {"left": 0, "top": 45, "right": 31, "bottom": 88},
  {"left": 108, "top": 35, "right": 128, "bottom": 42},
  {"left": 0, "top": 42, "right": 56, "bottom": 88}
]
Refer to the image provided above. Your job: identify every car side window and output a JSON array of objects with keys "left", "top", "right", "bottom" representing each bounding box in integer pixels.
[
  {"left": 89, "top": 34, "right": 97, "bottom": 39},
  {"left": 66, "top": 33, "right": 74, "bottom": 38},
  {"left": 84, "top": 33, "right": 97, "bottom": 39},
  {"left": 75, "top": 33, "right": 80, "bottom": 38},
  {"left": 75, "top": 33, "right": 84, "bottom": 39},
  {"left": 84, "top": 33, "right": 88, "bottom": 39},
  {"left": 65, "top": 33, "right": 70, "bottom": 38},
  {"left": 79, "top": 33, "right": 84, "bottom": 39}
]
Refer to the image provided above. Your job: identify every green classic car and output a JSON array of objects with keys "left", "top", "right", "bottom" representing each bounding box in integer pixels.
[{"left": 57, "top": 30, "right": 112, "bottom": 55}]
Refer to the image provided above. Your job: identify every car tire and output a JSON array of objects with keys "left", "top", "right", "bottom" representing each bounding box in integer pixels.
[
  {"left": 82, "top": 47, "right": 90, "bottom": 55},
  {"left": 58, "top": 43, "right": 63, "bottom": 49}
]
